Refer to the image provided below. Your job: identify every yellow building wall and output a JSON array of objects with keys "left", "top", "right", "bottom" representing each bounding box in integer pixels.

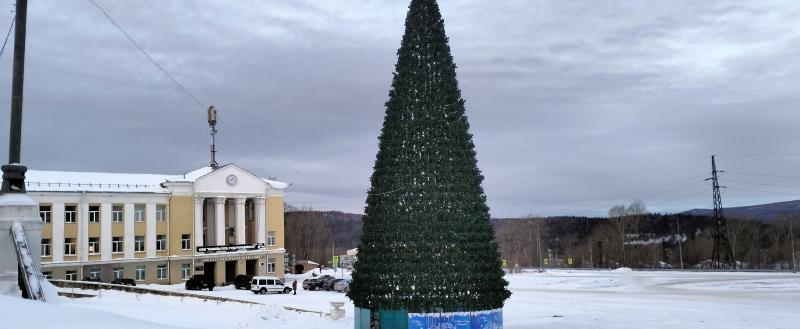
[
  {"left": 267, "top": 196, "right": 285, "bottom": 248},
  {"left": 168, "top": 196, "right": 193, "bottom": 256}
]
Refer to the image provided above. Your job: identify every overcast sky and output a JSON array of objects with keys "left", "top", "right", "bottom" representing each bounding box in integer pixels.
[{"left": 0, "top": 0, "right": 799, "bottom": 217}]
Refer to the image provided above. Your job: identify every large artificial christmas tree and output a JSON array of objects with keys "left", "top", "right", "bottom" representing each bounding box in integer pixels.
[{"left": 348, "top": 0, "right": 511, "bottom": 321}]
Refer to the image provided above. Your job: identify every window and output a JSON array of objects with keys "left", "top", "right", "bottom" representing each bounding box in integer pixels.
[
  {"left": 267, "top": 231, "right": 277, "bottom": 246},
  {"left": 259, "top": 279, "right": 266, "bottom": 285},
  {"left": 112, "top": 236, "right": 123, "bottom": 253},
  {"left": 135, "top": 266, "right": 145, "bottom": 281},
  {"left": 156, "top": 235, "right": 166, "bottom": 251},
  {"left": 42, "top": 272, "right": 52, "bottom": 280},
  {"left": 88, "top": 205, "right": 100, "bottom": 223},
  {"left": 39, "top": 205, "right": 51, "bottom": 223},
  {"left": 89, "top": 268, "right": 100, "bottom": 279},
  {"left": 41, "top": 239, "right": 51, "bottom": 257},
  {"left": 134, "top": 236, "right": 145, "bottom": 252},
  {"left": 134, "top": 205, "right": 145, "bottom": 222},
  {"left": 157, "top": 265, "right": 167, "bottom": 280},
  {"left": 267, "top": 257, "right": 276, "bottom": 273},
  {"left": 180, "top": 263, "right": 191, "bottom": 280},
  {"left": 113, "top": 268, "right": 124, "bottom": 279},
  {"left": 156, "top": 205, "right": 167, "bottom": 222},
  {"left": 64, "top": 238, "right": 76, "bottom": 255},
  {"left": 181, "top": 234, "right": 191, "bottom": 250},
  {"left": 88, "top": 237, "right": 100, "bottom": 254},
  {"left": 65, "top": 205, "right": 77, "bottom": 223},
  {"left": 267, "top": 279, "right": 275, "bottom": 285},
  {"left": 112, "top": 205, "right": 123, "bottom": 223},
  {"left": 65, "top": 270, "right": 77, "bottom": 281}
]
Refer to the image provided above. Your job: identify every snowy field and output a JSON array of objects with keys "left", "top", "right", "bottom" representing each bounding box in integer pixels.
[{"left": 4, "top": 269, "right": 799, "bottom": 329}]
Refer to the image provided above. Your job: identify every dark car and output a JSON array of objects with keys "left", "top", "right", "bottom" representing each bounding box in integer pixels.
[
  {"left": 234, "top": 275, "right": 253, "bottom": 290},
  {"left": 302, "top": 278, "right": 324, "bottom": 291},
  {"left": 111, "top": 278, "right": 136, "bottom": 286},
  {"left": 185, "top": 275, "right": 214, "bottom": 291},
  {"left": 82, "top": 276, "right": 103, "bottom": 283},
  {"left": 324, "top": 278, "right": 345, "bottom": 291}
]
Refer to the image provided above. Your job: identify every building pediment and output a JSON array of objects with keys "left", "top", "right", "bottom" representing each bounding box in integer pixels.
[{"left": 193, "top": 164, "right": 269, "bottom": 196}]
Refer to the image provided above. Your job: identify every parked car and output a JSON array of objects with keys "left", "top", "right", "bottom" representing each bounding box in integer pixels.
[
  {"left": 111, "top": 278, "right": 136, "bottom": 286},
  {"left": 234, "top": 275, "right": 253, "bottom": 290},
  {"left": 250, "top": 276, "right": 292, "bottom": 294},
  {"left": 302, "top": 278, "right": 324, "bottom": 291},
  {"left": 185, "top": 275, "right": 214, "bottom": 291},
  {"left": 324, "top": 278, "right": 345, "bottom": 291},
  {"left": 82, "top": 276, "right": 103, "bottom": 283},
  {"left": 332, "top": 279, "right": 351, "bottom": 293}
]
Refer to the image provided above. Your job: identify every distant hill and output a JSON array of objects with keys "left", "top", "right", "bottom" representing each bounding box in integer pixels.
[{"left": 684, "top": 199, "right": 800, "bottom": 221}]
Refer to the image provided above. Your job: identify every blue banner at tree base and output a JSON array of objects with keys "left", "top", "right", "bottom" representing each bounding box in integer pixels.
[{"left": 408, "top": 309, "right": 503, "bottom": 329}]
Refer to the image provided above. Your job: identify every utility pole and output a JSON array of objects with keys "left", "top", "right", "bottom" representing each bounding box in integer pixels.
[
  {"left": 676, "top": 217, "right": 684, "bottom": 270},
  {"left": 790, "top": 211, "right": 796, "bottom": 271},
  {"left": 1, "top": 0, "right": 46, "bottom": 301},
  {"left": 2, "top": 0, "right": 29, "bottom": 193},
  {"left": 707, "top": 155, "right": 735, "bottom": 269},
  {"left": 536, "top": 222, "right": 542, "bottom": 272}
]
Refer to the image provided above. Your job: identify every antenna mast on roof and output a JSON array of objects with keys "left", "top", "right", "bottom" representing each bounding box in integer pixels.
[{"left": 208, "top": 106, "right": 218, "bottom": 169}]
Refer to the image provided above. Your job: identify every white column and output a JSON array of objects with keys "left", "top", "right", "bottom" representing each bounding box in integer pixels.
[
  {"left": 193, "top": 197, "right": 204, "bottom": 249},
  {"left": 123, "top": 203, "right": 134, "bottom": 258},
  {"left": 79, "top": 200, "right": 89, "bottom": 262},
  {"left": 100, "top": 203, "right": 112, "bottom": 260},
  {"left": 235, "top": 198, "right": 246, "bottom": 244},
  {"left": 52, "top": 203, "right": 65, "bottom": 262},
  {"left": 146, "top": 203, "right": 156, "bottom": 257},
  {"left": 255, "top": 197, "right": 266, "bottom": 245},
  {"left": 214, "top": 198, "right": 226, "bottom": 246}
]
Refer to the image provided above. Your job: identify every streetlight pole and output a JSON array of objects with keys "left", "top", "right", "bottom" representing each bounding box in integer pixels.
[
  {"left": 677, "top": 217, "right": 684, "bottom": 270},
  {"left": 536, "top": 222, "right": 542, "bottom": 272},
  {"left": 1, "top": 0, "right": 28, "bottom": 194},
  {"left": 790, "top": 211, "right": 796, "bottom": 271}
]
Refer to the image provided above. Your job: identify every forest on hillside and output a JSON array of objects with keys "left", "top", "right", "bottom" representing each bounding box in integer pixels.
[{"left": 285, "top": 204, "right": 798, "bottom": 270}]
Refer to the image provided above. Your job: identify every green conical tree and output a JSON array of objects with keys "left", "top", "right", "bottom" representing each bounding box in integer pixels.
[{"left": 348, "top": 0, "right": 510, "bottom": 313}]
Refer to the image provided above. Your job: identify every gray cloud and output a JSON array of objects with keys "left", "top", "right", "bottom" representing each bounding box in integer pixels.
[{"left": 0, "top": 0, "right": 798, "bottom": 217}]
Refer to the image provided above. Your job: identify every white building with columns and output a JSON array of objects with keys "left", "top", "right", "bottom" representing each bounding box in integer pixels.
[{"left": 26, "top": 163, "right": 287, "bottom": 285}]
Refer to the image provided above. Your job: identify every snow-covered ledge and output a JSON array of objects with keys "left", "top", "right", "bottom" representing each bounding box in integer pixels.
[{"left": 0, "top": 193, "right": 41, "bottom": 297}]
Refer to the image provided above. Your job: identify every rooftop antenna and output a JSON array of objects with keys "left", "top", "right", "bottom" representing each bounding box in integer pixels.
[{"left": 208, "top": 106, "right": 218, "bottom": 169}]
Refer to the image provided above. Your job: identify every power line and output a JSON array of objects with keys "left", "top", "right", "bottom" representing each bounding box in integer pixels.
[
  {"left": 724, "top": 179, "right": 800, "bottom": 190},
  {"left": 0, "top": 16, "right": 14, "bottom": 59},
  {"left": 542, "top": 156, "right": 706, "bottom": 194},
  {"left": 725, "top": 185, "right": 800, "bottom": 197},
  {"left": 87, "top": 0, "right": 205, "bottom": 108},
  {"left": 549, "top": 175, "right": 707, "bottom": 216},
  {"left": 715, "top": 153, "right": 800, "bottom": 158},
  {"left": 725, "top": 170, "right": 800, "bottom": 181}
]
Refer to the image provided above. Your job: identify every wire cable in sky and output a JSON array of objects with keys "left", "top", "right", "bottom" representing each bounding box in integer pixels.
[
  {"left": 0, "top": 16, "right": 14, "bottom": 59},
  {"left": 725, "top": 185, "right": 799, "bottom": 197},
  {"left": 725, "top": 170, "right": 800, "bottom": 181},
  {"left": 543, "top": 156, "right": 706, "bottom": 194},
  {"left": 715, "top": 153, "right": 800, "bottom": 158},
  {"left": 87, "top": 0, "right": 205, "bottom": 108}
]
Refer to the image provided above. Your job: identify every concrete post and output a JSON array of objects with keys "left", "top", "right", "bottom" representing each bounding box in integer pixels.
[{"left": 0, "top": 194, "right": 41, "bottom": 297}]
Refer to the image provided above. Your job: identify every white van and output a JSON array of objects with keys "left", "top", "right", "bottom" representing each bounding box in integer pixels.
[{"left": 250, "top": 276, "right": 292, "bottom": 294}]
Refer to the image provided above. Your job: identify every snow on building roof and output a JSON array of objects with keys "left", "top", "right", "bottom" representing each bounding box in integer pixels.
[{"left": 25, "top": 165, "right": 288, "bottom": 193}]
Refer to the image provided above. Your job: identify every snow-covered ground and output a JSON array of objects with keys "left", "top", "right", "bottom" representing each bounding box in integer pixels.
[{"left": 4, "top": 269, "right": 799, "bottom": 328}]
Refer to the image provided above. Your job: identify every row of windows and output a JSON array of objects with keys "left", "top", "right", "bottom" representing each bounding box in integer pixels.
[
  {"left": 43, "top": 263, "right": 193, "bottom": 281},
  {"left": 39, "top": 204, "right": 167, "bottom": 224},
  {"left": 41, "top": 234, "right": 191, "bottom": 256}
]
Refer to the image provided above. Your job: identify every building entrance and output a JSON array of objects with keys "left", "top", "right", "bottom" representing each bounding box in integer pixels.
[
  {"left": 204, "top": 262, "right": 216, "bottom": 283},
  {"left": 225, "top": 260, "right": 236, "bottom": 283}
]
